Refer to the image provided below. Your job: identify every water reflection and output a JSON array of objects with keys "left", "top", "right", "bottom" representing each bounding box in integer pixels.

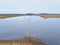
[{"left": 0, "top": 16, "right": 60, "bottom": 45}]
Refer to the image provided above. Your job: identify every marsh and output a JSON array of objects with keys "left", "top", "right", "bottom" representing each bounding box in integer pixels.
[{"left": 0, "top": 15, "right": 60, "bottom": 45}]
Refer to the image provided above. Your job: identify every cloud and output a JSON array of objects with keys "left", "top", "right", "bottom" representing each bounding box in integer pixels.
[
  {"left": 0, "top": 0, "right": 60, "bottom": 13},
  {"left": 0, "top": 9, "right": 11, "bottom": 11}
]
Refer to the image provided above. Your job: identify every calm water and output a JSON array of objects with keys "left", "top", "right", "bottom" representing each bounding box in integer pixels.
[{"left": 0, "top": 16, "right": 60, "bottom": 45}]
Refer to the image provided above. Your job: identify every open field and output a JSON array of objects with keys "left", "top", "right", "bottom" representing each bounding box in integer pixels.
[
  {"left": 0, "top": 14, "right": 60, "bottom": 19},
  {"left": 0, "top": 37, "right": 46, "bottom": 45}
]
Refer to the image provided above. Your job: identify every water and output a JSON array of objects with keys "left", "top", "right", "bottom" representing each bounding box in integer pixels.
[{"left": 0, "top": 16, "right": 60, "bottom": 45}]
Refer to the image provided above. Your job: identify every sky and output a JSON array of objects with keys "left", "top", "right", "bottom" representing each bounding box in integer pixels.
[{"left": 0, "top": 0, "right": 60, "bottom": 14}]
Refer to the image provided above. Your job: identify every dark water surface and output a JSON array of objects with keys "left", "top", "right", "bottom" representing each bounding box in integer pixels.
[{"left": 0, "top": 16, "right": 60, "bottom": 45}]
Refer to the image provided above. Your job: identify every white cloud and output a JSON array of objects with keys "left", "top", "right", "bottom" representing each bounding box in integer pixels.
[
  {"left": 0, "top": 9, "right": 11, "bottom": 11},
  {"left": 0, "top": 0, "right": 60, "bottom": 13}
]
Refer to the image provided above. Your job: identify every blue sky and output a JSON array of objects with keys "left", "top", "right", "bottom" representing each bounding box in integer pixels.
[{"left": 0, "top": 0, "right": 60, "bottom": 14}]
